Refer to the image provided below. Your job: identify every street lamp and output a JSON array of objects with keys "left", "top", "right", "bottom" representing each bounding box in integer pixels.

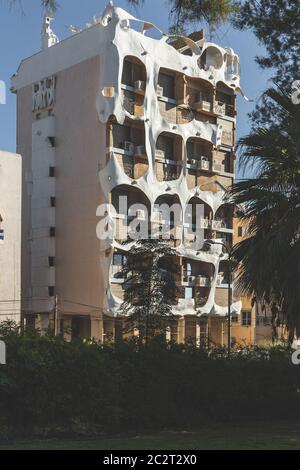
[{"left": 205, "top": 239, "right": 233, "bottom": 356}]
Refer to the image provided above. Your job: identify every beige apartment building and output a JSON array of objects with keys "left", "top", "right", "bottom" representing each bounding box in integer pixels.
[
  {"left": 232, "top": 215, "right": 287, "bottom": 346},
  {"left": 0, "top": 151, "right": 22, "bottom": 323},
  {"left": 12, "top": 3, "right": 244, "bottom": 344}
]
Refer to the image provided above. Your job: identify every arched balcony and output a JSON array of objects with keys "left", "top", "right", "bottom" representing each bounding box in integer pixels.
[
  {"left": 214, "top": 203, "right": 234, "bottom": 232},
  {"left": 106, "top": 118, "right": 148, "bottom": 179},
  {"left": 186, "top": 137, "right": 214, "bottom": 190},
  {"left": 185, "top": 77, "right": 215, "bottom": 118},
  {"left": 199, "top": 46, "right": 224, "bottom": 71},
  {"left": 180, "top": 257, "right": 215, "bottom": 308},
  {"left": 156, "top": 67, "right": 186, "bottom": 124},
  {"left": 211, "top": 204, "right": 234, "bottom": 248},
  {"left": 215, "top": 82, "right": 236, "bottom": 118},
  {"left": 184, "top": 196, "right": 213, "bottom": 248},
  {"left": 153, "top": 194, "right": 182, "bottom": 247},
  {"left": 155, "top": 132, "right": 183, "bottom": 182},
  {"left": 157, "top": 68, "right": 222, "bottom": 125},
  {"left": 121, "top": 56, "right": 147, "bottom": 117},
  {"left": 111, "top": 185, "right": 151, "bottom": 243}
]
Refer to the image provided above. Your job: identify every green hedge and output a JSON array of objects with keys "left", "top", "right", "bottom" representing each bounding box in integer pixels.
[{"left": 0, "top": 323, "right": 299, "bottom": 439}]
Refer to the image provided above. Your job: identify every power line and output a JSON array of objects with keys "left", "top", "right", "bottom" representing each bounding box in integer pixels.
[
  {"left": 0, "top": 298, "right": 49, "bottom": 303},
  {"left": 0, "top": 313, "right": 21, "bottom": 316},
  {"left": 63, "top": 299, "right": 103, "bottom": 310}
]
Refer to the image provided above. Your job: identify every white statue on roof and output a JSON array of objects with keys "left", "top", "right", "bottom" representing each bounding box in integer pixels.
[{"left": 41, "top": 12, "right": 59, "bottom": 50}]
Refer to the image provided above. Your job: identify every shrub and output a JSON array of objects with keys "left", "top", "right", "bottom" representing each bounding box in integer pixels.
[{"left": 0, "top": 322, "right": 299, "bottom": 439}]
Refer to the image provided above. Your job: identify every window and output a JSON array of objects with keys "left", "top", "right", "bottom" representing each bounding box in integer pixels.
[
  {"left": 48, "top": 286, "right": 55, "bottom": 297},
  {"left": 49, "top": 226, "right": 56, "bottom": 237},
  {"left": 185, "top": 287, "right": 193, "bottom": 300},
  {"left": 49, "top": 166, "right": 56, "bottom": 177},
  {"left": 0, "top": 214, "right": 4, "bottom": 242},
  {"left": 238, "top": 226, "right": 244, "bottom": 237},
  {"left": 242, "top": 310, "right": 251, "bottom": 326},
  {"left": 156, "top": 135, "right": 174, "bottom": 159},
  {"left": 113, "top": 253, "right": 127, "bottom": 266},
  {"left": 59, "top": 319, "right": 64, "bottom": 336},
  {"left": 223, "top": 151, "right": 231, "bottom": 173},
  {"left": 158, "top": 72, "right": 175, "bottom": 99}
]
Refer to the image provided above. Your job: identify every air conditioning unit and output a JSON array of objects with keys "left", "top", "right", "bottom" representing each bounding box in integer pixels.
[
  {"left": 134, "top": 80, "right": 146, "bottom": 94},
  {"left": 155, "top": 149, "right": 165, "bottom": 159},
  {"left": 124, "top": 141, "right": 135, "bottom": 154},
  {"left": 156, "top": 85, "right": 164, "bottom": 97},
  {"left": 135, "top": 145, "right": 146, "bottom": 157},
  {"left": 194, "top": 100, "right": 212, "bottom": 113},
  {"left": 135, "top": 209, "right": 145, "bottom": 220},
  {"left": 189, "top": 159, "right": 198, "bottom": 166},
  {"left": 196, "top": 276, "right": 210, "bottom": 287},
  {"left": 201, "top": 218, "right": 210, "bottom": 229},
  {"left": 212, "top": 220, "right": 222, "bottom": 230},
  {"left": 200, "top": 158, "right": 210, "bottom": 171}
]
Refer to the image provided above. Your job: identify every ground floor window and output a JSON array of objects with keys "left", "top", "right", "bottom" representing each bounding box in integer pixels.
[{"left": 242, "top": 310, "right": 251, "bottom": 326}]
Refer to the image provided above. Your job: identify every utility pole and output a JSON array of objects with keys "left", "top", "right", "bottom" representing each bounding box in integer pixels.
[
  {"left": 227, "top": 252, "right": 232, "bottom": 357},
  {"left": 54, "top": 295, "right": 59, "bottom": 336}
]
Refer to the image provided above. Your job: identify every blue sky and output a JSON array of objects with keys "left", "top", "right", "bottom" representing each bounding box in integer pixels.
[{"left": 0, "top": 0, "right": 271, "bottom": 160}]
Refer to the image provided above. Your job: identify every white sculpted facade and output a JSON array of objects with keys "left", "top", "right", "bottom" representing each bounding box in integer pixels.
[{"left": 12, "top": 2, "right": 242, "bottom": 340}]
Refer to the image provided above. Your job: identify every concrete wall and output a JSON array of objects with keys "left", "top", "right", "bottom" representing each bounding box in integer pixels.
[{"left": 16, "top": 57, "right": 107, "bottom": 336}]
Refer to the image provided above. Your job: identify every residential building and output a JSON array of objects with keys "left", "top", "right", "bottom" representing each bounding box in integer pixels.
[
  {"left": 0, "top": 151, "right": 22, "bottom": 323},
  {"left": 233, "top": 215, "right": 286, "bottom": 345},
  {"left": 11, "top": 3, "right": 243, "bottom": 342}
]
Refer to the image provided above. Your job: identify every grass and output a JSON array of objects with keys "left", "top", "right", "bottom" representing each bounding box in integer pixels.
[{"left": 1, "top": 424, "right": 300, "bottom": 450}]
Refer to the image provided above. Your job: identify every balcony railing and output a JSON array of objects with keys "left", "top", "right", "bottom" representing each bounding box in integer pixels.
[
  {"left": 111, "top": 145, "right": 147, "bottom": 179},
  {"left": 155, "top": 155, "right": 182, "bottom": 181},
  {"left": 200, "top": 218, "right": 212, "bottom": 229},
  {"left": 163, "top": 164, "right": 181, "bottom": 180},
  {"left": 214, "top": 101, "right": 226, "bottom": 115},
  {"left": 225, "top": 104, "right": 236, "bottom": 117},
  {"left": 214, "top": 101, "right": 236, "bottom": 118},
  {"left": 212, "top": 219, "right": 231, "bottom": 230}
]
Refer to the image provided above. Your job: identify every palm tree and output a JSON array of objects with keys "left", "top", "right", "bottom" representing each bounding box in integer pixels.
[{"left": 230, "top": 87, "right": 300, "bottom": 341}]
